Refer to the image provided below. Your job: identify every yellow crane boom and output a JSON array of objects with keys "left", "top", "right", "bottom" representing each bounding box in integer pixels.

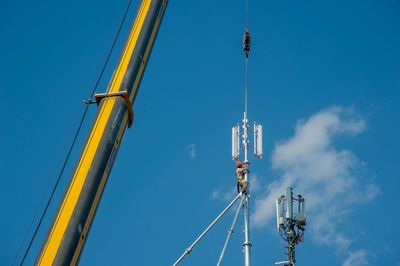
[{"left": 37, "top": 0, "right": 168, "bottom": 264}]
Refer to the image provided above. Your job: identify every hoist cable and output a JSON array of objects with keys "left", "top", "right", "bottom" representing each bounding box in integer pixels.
[
  {"left": 14, "top": 1, "right": 134, "bottom": 264},
  {"left": 245, "top": 0, "right": 249, "bottom": 27},
  {"left": 245, "top": 57, "right": 248, "bottom": 117},
  {"left": 243, "top": 0, "right": 250, "bottom": 117}
]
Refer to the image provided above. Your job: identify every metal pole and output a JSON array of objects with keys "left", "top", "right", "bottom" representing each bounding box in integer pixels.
[
  {"left": 286, "top": 187, "right": 295, "bottom": 266},
  {"left": 173, "top": 193, "right": 242, "bottom": 266},
  {"left": 288, "top": 241, "right": 296, "bottom": 266},
  {"left": 243, "top": 114, "right": 249, "bottom": 168},
  {"left": 242, "top": 73, "right": 251, "bottom": 266},
  {"left": 243, "top": 195, "right": 251, "bottom": 266},
  {"left": 217, "top": 195, "right": 245, "bottom": 266}
]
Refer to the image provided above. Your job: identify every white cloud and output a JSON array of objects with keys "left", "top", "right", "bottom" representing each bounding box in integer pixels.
[
  {"left": 252, "top": 106, "right": 378, "bottom": 263},
  {"left": 187, "top": 144, "right": 196, "bottom": 159},
  {"left": 249, "top": 174, "right": 263, "bottom": 193},
  {"left": 210, "top": 186, "right": 236, "bottom": 202},
  {"left": 343, "top": 250, "right": 369, "bottom": 266}
]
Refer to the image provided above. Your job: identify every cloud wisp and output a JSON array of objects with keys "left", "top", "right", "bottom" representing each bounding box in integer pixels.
[
  {"left": 187, "top": 144, "right": 196, "bottom": 159},
  {"left": 211, "top": 186, "right": 236, "bottom": 202},
  {"left": 252, "top": 106, "right": 379, "bottom": 263},
  {"left": 342, "top": 250, "right": 369, "bottom": 266}
]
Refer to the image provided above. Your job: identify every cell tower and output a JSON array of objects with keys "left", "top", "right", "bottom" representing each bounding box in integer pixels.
[
  {"left": 274, "top": 187, "right": 307, "bottom": 266},
  {"left": 172, "top": 1, "right": 262, "bottom": 265},
  {"left": 231, "top": 24, "right": 263, "bottom": 266}
]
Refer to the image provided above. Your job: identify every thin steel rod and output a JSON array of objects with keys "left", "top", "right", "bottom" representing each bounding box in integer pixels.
[
  {"left": 274, "top": 261, "right": 290, "bottom": 265},
  {"left": 173, "top": 193, "right": 242, "bottom": 266},
  {"left": 217, "top": 195, "right": 245, "bottom": 266}
]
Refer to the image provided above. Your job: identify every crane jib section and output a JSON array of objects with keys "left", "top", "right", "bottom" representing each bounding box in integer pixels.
[{"left": 37, "top": 0, "right": 168, "bottom": 265}]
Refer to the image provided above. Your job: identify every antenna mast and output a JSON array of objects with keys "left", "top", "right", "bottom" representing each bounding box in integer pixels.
[
  {"left": 275, "top": 187, "right": 307, "bottom": 266},
  {"left": 173, "top": 1, "right": 263, "bottom": 265},
  {"left": 232, "top": 1, "right": 263, "bottom": 265}
]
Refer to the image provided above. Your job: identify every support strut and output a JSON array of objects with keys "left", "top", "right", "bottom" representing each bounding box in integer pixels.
[
  {"left": 217, "top": 195, "right": 245, "bottom": 266},
  {"left": 173, "top": 193, "right": 242, "bottom": 266}
]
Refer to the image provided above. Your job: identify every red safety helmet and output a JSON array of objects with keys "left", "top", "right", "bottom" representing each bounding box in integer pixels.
[{"left": 235, "top": 161, "right": 243, "bottom": 168}]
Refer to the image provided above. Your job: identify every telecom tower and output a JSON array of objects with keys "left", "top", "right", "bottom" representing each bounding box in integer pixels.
[
  {"left": 172, "top": 1, "right": 262, "bottom": 265},
  {"left": 275, "top": 187, "right": 307, "bottom": 266},
  {"left": 231, "top": 24, "right": 263, "bottom": 266}
]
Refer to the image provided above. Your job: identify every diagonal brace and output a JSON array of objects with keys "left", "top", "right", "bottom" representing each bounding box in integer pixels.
[
  {"left": 216, "top": 195, "right": 244, "bottom": 266},
  {"left": 173, "top": 193, "right": 243, "bottom": 266}
]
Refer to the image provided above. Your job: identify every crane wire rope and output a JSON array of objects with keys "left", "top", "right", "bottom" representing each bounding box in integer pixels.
[
  {"left": 245, "top": 0, "right": 249, "bottom": 26},
  {"left": 14, "top": 0, "right": 134, "bottom": 264},
  {"left": 245, "top": 53, "right": 248, "bottom": 116},
  {"left": 244, "top": 0, "right": 249, "bottom": 117}
]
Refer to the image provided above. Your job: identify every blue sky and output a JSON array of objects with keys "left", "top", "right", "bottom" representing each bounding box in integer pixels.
[{"left": 1, "top": 0, "right": 400, "bottom": 265}]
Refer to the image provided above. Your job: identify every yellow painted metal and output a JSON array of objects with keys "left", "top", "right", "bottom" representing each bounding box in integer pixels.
[
  {"left": 110, "top": 0, "right": 152, "bottom": 95},
  {"left": 70, "top": 114, "right": 129, "bottom": 265},
  {"left": 37, "top": 0, "right": 152, "bottom": 264},
  {"left": 128, "top": 0, "right": 163, "bottom": 103}
]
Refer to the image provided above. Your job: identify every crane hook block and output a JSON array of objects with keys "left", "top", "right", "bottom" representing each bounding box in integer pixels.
[{"left": 243, "top": 27, "right": 251, "bottom": 58}]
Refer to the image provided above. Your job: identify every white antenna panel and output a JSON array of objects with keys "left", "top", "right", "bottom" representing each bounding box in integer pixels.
[
  {"left": 286, "top": 188, "right": 293, "bottom": 220},
  {"left": 253, "top": 124, "right": 263, "bottom": 158},
  {"left": 276, "top": 199, "right": 281, "bottom": 230},
  {"left": 232, "top": 125, "right": 240, "bottom": 160},
  {"left": 300, "top": 198, "right": 306, "bottom": 216}
]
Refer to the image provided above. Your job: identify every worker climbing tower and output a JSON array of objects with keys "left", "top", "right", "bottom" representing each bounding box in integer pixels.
[{"left": 172, "top": 1, "right": 262, "bottom": 265}]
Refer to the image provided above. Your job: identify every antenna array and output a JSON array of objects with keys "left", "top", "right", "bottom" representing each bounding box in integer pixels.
[{"left": 275, "top": 187, "right": 307, "bottom": 266}]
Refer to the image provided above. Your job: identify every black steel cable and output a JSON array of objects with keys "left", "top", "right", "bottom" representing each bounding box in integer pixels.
[
  {"left": 245, "top": 0, "right": 249, "bottom": 27},
  {"left": 245, "top": 62, "right": 247, "bottom": 118},
  {"left": 244, "top": 0, "right": 250, "bottom": 116},
  {"left": 15, "top": 1, "right": 134, "bottom": 264}
]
